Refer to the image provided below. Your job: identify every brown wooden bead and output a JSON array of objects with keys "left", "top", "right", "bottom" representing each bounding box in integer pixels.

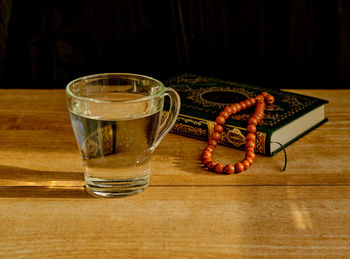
[
  {"left": 248, "top": 117, "right": 258, "bottom": 125},
  {"left": 255, "top": 112, "right": 264, "bottom": 120},
  {"left": 245, "top": 151, "right": 255, "bottom": 160},
  {"left": 246, "top": 133, "right": 256, "bottom": 142},
  {"left": 216, "top": 116, "right": 226, "bottom": 125},
  {"left": 202, "top": 151, "right": 212, "bottom": 160},
  {"left": 249, "top": 97, "right": 256, "bottom": 106},
  {"left": 255, "top": 113, "right": 264, "bottom": 121},
  {"left": 255, "top": 95, "right": 264, "bottom": 102},
  {"left": 204, "top": 146, "right": 214, "bottom": 153},
  {"left": 244, "top": 99, "right": 252, "bottom": 108},
  {"left": 246, "top": 124, "right": 256, "bottom": 133},
  {"left": 207, "top": 161, "right": 217, "bottom": 170},
  {"left": 245, "top": 140, "right": 255, "bottom": 150},
  {"left": 253, "top": 111, "right": 262, "bottom": 118},
  {"left": 207, "top": 144, "right": 216, "bottom": 151},
  {"left": 245, "top": 156, "right": 254, "bottom": 166},
  {"left": 224, "top": 106, "right": 233, "bottom": 114},
  {"left": 234, "top": 103, "right": 242, "bottom": 112},
  {"left": 240, "top": 101, "right": 247, "bottom": 110},
  {"left": 256, "top": 101, "right": 265, "bottom": 108},
  {"left": 202, "top": 158, "right": 212, "bottom": 166},
  {"left": 224, "top": 164, "right": 235, "bottom": 174},
  {"left": 245, "top": 157, "right": 255, "bottom": 166},
  {"left": 241, "top": 160, "right": 250, "bottom": 170},
  {"left": 214, "top": 163, "right": 225, "bottom": 173},
  {"left": 211, "top": 132, "right": 221, "bottom": 141},
  {"left": 214, "top": 124, "right": 224, "bottom": 133},
  {"left": 258, "top": 99, "right": 266, "bottom": 105},
  {"left": 256, "top": 106, "right": 265, "bottom": 113},
  {"left": 246, "top": 149, "right": 255, "bottom": 156},
  {"left": 252, "top": 115, "right": 260, "bottom": 121},
  {"left": 259, "top": 113, "right": 264, "bottom": 121},
  {"left": 246, "top": 147, "right": 255, "bottom": 153},
  {"left": 235, "top": 162, "right": 245, "bottom": 173},
  {"left": 208, "top": 139, "right": 217, "bottom": 147},
  {"left": 256, "top": 106, "right": 265, "bottom": 112},
  {"left": 219, "top": 111, "right": 229, "bottom": 119},
  {"left": 261, "top": 92, "right": 268, "bottom": 98},
  {"left": 253, "top": 113, "right": 262, "bottom": 122},
  {"left": 266, "top": 95, "right": 275, "bottom": 105},
  {"left": 230, "top": 105, "right": 237, "bottom": 114}
]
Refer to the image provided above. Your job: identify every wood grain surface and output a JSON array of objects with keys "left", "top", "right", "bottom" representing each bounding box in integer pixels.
[
  {"left": 1, "top": 186, "right": 350, "bottom": 257},
  {"left": 0, "top": 89, "right": 350, "bottom": 258}
]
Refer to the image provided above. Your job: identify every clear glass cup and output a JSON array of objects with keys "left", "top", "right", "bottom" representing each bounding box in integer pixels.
[{"left": 66, "top": 73, "right": 180, "bottom": 198}]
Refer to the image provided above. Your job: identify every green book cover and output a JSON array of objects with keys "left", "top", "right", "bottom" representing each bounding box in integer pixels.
[{"left": 164, "top": 73, "right": 328, "bottom": 156}]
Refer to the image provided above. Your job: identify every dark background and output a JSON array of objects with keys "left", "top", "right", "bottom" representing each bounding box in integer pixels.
[{"left": 0, "top": 0, "right": 349, "bottom": 89}]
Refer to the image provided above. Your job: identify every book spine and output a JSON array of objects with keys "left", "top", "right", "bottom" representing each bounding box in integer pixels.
[{"left": 166, "top": 112, "right": 269, "bottom": 155}]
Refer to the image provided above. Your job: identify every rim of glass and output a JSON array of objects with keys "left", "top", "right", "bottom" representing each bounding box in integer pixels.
[{"left": 66, "top": 73, "right": 165, "bottom": 103}]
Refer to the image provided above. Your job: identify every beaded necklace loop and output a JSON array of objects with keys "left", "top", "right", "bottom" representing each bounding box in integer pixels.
[{"left": 201, "top": 92, "right": 275, "bottom": 174}]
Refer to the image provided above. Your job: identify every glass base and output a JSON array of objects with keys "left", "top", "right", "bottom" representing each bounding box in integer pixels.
[{"left": 85, "top": 175, "right": 149, "bottom": 198}]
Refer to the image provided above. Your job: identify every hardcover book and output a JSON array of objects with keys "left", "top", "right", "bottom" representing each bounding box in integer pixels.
[{"left": 164, "top": 73, "right": 328, "bottom": 156}]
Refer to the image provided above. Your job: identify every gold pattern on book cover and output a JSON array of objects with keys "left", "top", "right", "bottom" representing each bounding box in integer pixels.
[
  {"left": 225, "top": 128, "right": 246, "bottom": 147},
  {"left": 163, "top": 111, "right": 208, "bottom": 138},
  {"left": 172, "top": 123, "right": 207, "bottom": 137}
]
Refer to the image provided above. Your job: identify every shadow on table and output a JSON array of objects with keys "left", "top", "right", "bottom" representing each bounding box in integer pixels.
[
  {"left": 0, "top": 186, "right": 93, "bottom": 198},
  {"left": 0, "top": 164, "right": 84, "bottom": 184},
  {"left": 0, "top": 165, "right": 94, "bottom": 198}
]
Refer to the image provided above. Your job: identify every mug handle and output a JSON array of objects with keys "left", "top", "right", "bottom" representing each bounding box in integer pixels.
[{"left": 151, "top": 87, "right": 181, "bottom": 151}]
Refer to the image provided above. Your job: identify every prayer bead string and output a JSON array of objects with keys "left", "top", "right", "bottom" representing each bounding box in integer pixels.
[{"left": 201, "top": 92, "right": 275, "bottom": 174}]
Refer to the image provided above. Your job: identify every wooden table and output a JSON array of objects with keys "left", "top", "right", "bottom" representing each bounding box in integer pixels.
[{"left": 1, "top": 89, "right": 349, "bottom": 257}]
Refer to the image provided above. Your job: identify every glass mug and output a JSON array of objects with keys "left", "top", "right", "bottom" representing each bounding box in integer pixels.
[{"left": 66, "top": 73, "right": 180, "bottom": 198}]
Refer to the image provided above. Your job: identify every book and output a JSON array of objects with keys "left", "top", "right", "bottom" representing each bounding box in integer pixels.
[{"left": 163, "top": 73, "right": 328, "bottom": 156}]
